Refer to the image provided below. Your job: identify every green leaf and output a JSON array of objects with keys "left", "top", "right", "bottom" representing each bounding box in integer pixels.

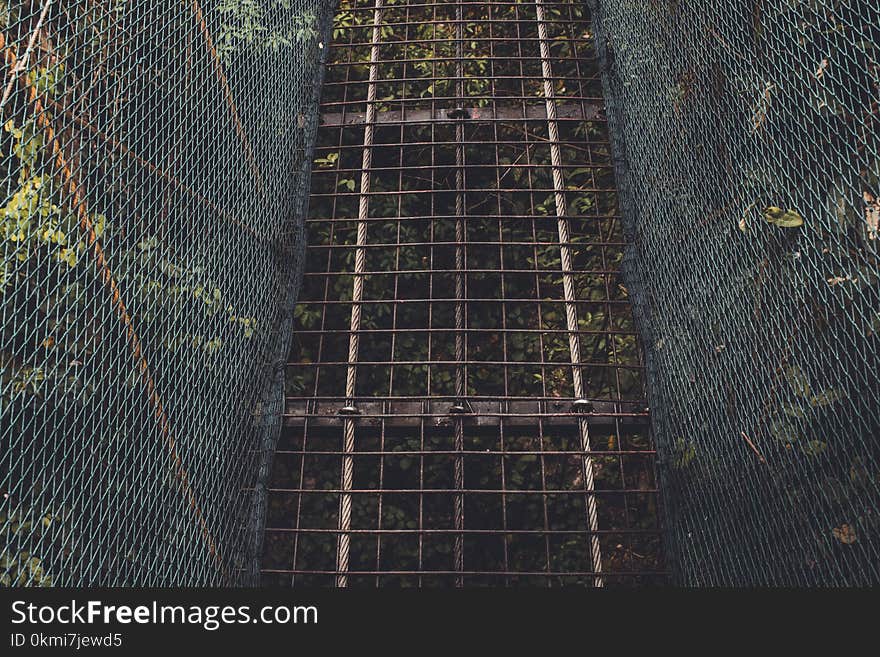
[
  {"left": 802, "top": 440, "right": 827, "bottom": 456},
  {"left": 784, "top": 365, "right": 811, "bottom": 398},
  {"left": 770, "top": 418, "right": 798, "bottom": 444},
  {"left": 673, "top": 436, "right": 696, "bottom": 468},
  {"left": 781, "top": 403, "right": 806, "bottom": 418},
  {"left": 810, "top": 388, "right": 845, "bottom": 408},
  {"left": 764, "top": 206, "right": 804, "bottom": 228}
]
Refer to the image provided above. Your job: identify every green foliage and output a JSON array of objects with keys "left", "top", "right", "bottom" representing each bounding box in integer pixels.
[
  {"left": 26, "top": 64, "right": 66, "bottom": 99},
  {"left": 0, "top": 504, "right": 59, "bottom": 587},
  {"left": 672, "top": 436, "right": 696, "bottom": 469},
  {"left": 2, "top": 118, "right": 105, "bottom": 287},
  {"left": 215, "top": 0, "right": 319, "bottom": 65},
  {"left": 768, "top": 365, "right": 846, "bottom": 457}
]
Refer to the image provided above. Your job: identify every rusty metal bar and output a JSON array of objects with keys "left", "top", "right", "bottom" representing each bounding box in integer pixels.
[{"left": 319, "top": 102, "right": 603, "bottom": 126}]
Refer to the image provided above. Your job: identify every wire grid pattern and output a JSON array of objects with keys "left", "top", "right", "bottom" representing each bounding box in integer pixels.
[
  {"left": 1, "top": 0, "right": 333, "bottom": 586},
  {"left": 262, "top": 0, "right": 665, "bottom": 587},
  {"left": 591, "top": 0, "right": 880, "bottom": 585}
]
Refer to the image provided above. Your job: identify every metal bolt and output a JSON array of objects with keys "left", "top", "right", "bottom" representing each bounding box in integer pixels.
[
  {"left": 448, "top": 401, "right": 472, "bottom": 415},
  {"left": 571, "top": 399, "right": 594, "bottom": 414}
]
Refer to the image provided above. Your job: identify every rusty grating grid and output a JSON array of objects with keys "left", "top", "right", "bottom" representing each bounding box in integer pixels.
[{"left": 261, "top": 0, "right": 665, "bottom": 587}]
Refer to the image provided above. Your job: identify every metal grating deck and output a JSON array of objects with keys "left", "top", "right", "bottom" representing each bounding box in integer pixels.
[{"left": 261, "top": 0, "right": 665, "bottom": 587}]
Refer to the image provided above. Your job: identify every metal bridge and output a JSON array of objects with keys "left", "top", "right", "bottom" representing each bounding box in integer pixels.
[{"left": 260, "top": 0, "right": 665, "bottom": 587}]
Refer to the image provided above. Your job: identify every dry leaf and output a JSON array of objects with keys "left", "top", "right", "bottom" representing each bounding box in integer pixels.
[
  {"left": 752, "top": 83, "right": 775, "bottom": 133},
  {"left": 832, "top": 523, "right": 857, "bottom": 545},
  {"left": 864, "top": 192, "right": 878, "bottom": 240}
]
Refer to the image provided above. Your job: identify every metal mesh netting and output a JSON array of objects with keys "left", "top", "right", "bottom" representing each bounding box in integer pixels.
[
  {"left": 1, "top": 0, "right": 332, "bottom": 586},
  {"left": 591, "top": 0, "right": 880, "bottom": 585}
]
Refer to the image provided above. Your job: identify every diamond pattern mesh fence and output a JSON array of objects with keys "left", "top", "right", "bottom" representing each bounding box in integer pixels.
[
  {"left": 1, "top": 0, "right": 334, "bottom": 586},
  {"left": 591, "top": 0, "right": 880, "bottom": 585}
]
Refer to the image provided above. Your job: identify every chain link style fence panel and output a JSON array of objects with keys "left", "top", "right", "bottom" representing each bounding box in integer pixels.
[
  {"left": 1, "top": 0, "right": 333, "bottom": 586},
  {"left": 591, "top": 0, "right": 880, "bottom": 585}
]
